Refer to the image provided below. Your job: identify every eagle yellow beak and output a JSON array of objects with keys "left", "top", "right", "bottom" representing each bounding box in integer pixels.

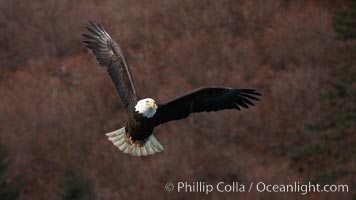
[{"left": 148, "top": 101, "right": 155, "bottom": 108}]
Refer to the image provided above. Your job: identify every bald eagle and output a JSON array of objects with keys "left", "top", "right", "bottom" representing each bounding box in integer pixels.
[{"left": 82, "top": 21, "right": 261, "bottom": 156}]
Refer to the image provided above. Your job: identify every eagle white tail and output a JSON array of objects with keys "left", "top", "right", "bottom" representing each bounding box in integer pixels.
[{"left": 105, "top": 127, "right": 164, "bottom": 156}]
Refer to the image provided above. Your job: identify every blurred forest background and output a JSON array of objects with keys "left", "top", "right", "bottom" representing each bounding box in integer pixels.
[{"left": 0, "top": 0, "right": 355, "bottom": 199}]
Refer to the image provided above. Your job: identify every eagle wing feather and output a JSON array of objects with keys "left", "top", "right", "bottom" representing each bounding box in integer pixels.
[
  {"left": 153, "top": 87, "right": 261, "bottom": 126},
  {"left": 82, "top": 21, "right": 137, "bottom": 109}
]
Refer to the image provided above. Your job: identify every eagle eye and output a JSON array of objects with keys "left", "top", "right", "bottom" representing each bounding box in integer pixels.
[{"left": 146, "top": 100, "right": 149, "bottom": 103}]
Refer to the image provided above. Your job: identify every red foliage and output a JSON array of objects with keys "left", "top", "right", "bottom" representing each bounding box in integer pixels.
[{"left": 0, "top": 0, "right": 349, "bottom": 199}]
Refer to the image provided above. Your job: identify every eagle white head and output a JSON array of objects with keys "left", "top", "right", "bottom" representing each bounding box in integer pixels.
[{"left": 135, "top": 98, "right": 157, "bottom": 118}]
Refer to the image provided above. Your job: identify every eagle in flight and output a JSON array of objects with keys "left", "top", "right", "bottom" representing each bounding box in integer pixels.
[{"left": 82, "top": 21, "right": 261, "bottom": 156}]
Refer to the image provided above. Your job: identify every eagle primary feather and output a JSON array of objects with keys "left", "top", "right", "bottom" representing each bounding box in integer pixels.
[
  {"left": 82, "top": 21, "right": 137, "bottom": 109},
  {"left": 152, "top": 87, "right": 261, "bottom": 126},
  {"left": 82, "top": 21, "right": 262, "bottom": 156}
]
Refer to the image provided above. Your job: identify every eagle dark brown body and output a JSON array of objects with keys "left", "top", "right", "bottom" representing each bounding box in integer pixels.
[{"left": 125, "top": 108, "right": 155, "bottom": 141}]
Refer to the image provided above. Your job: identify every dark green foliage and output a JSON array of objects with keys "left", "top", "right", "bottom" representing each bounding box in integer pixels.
[
  {"left": 0, "top": 143, "right": 20, "bottom": 200},
  {"left": 58, "top": 169, "right": 95, "bottom": 200},
  {"left": 289, "top": 0, "right": 356, "bottom": 186},
  {"left": 290, "top": 57, "right": 355, "bottom": 182},
  {"left": 308, "top": 169, "right": 351, "bottom": 185},
  {"left": 333, "top": 0, "right": 356, "bottom": 41}
]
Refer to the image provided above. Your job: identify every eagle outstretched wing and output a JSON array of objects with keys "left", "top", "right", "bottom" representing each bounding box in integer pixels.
[
  {"left": 153, "top": 87, "right": 261, "bottom": 126},
  {"left": 82, "top": 21, "right": 137, "bottom": 109}
]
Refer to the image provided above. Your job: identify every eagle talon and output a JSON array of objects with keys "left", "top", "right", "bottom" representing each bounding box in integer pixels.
[{"left": 125, "top": 132, "right": 146, "bottom": 147}]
